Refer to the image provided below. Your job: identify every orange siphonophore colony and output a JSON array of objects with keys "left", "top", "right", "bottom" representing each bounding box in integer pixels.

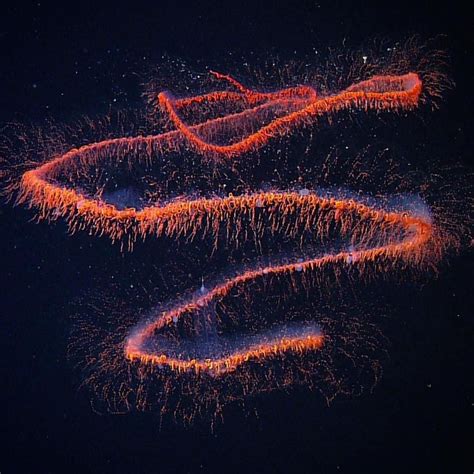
[{"left": 4, "top": 50, "right": 467, "bottom": 422}]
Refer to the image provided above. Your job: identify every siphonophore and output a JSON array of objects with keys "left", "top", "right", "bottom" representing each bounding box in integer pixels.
[{"left": 3, "top": 49, "right": 469, "bottom": 423}]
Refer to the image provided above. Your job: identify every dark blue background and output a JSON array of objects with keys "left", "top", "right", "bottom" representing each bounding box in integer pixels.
[{"left": 1, "top": 1, "right": 472, "bottom": 473}]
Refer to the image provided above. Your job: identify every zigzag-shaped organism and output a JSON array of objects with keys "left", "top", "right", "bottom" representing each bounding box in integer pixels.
[{"left": 17, "top": 71, "right": 437, "bottom": 377}]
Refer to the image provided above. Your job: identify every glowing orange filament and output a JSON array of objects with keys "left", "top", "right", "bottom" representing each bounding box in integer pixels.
[{"left": 15, "top": 71, "right": 433, "bottom": 378}]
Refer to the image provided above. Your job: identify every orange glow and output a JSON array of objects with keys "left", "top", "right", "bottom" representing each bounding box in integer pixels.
[
  {"left": 15, "top": 71, "right": 440, "bottom": 384},
  {"left": 126, "top": 332, "right": 324, "bottom": 376},
  {"left": 159, "top": 72, "right": 421, "bottom": 158}
]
